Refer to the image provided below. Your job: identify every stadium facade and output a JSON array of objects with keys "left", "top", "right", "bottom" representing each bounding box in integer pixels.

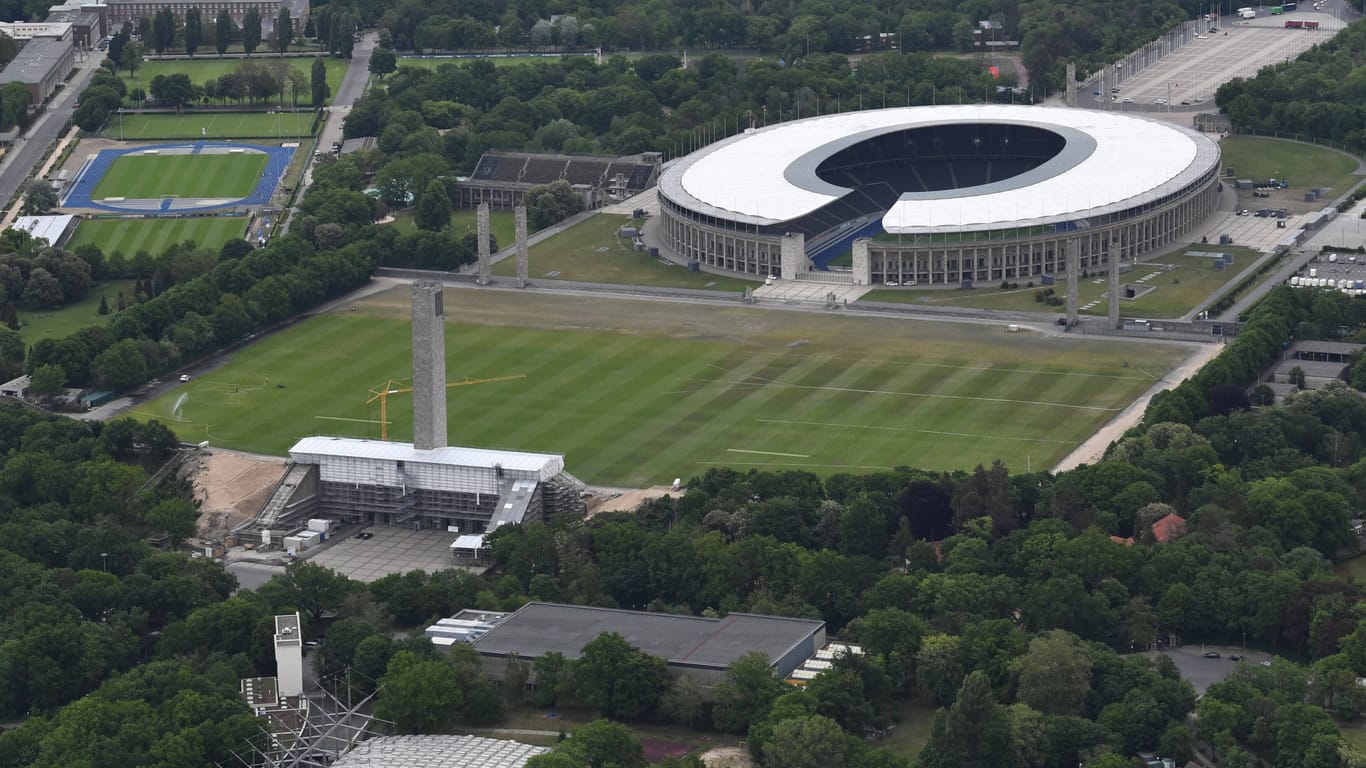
[{"left": 656, "top": 105, "right": 1222, "bottom": 286}]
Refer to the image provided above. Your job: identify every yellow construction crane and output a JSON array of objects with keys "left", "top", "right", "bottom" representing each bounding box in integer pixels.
[{"left": 366, "top": 374, "right": 527, "bottom": 441}]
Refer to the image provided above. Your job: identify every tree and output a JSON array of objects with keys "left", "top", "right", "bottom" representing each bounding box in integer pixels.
[
  {"left": 242, "top": 9, "right": 262, "bottom": 55},
  {"left": 414, "top": 179, "right": 451, "bottom": 230},
  {"left": 276, "top": 560, "right": 353, "bottom": 623},
  {"left": 310, "top": 56, "right": 329, "bottom": 107},
  {"left": 761, "top": 715, "right": 851, "bottom": 768},
  {"left": 21, "top": 179, "right": 57, "bottom": 215},
  {"left": 152, "top": 8, "right": 175, "bottom": 55},
  {"left": 1016, "top": 630, "right": 1093, "bottom": 717},
  {"left": 275, "top": 9, "right": 292, "bottom": 54},
  {"left": 149, "top": 73, "right": 196, "bottom": 111},
  {"left": 923, "top": 671, "right": 1011, "bottom": 768},
  {"left": 660, "top": 674, "right": 704, "bottom": 728},
  {"left": 575, "top": 632, "right": 669, "bottom": 719},
  {"left": 28, "top": 363, "right": 65, "bottom": 401},
  {"left": 916, "top": 634, "right": 964, "bottom": 706},
  {"left": 374, "top": 651, "right": 463, "bottom": 733},
  {"left": 713, "top": 651, "right": 790, "bottom": 733},
  {"left": 121, "top": 42, "right": 143, "bottom": 77},
  {"left": 214, "top": 9, "right": 234, "bottom": 56},
  {"left": 184, "top": 8, "right": 201, "bottom": 56},
  {"left": 91, "top": 338, "right": 148, "bottom": 391},
  {"left": 22, "top": 268, "right": 62, "bottom": 308},
  {"left": 541, "top": 719, "right": 646, "bottom": 768},
  {"left": 369, "top": 47, "right": 397, "bottom": 79}
]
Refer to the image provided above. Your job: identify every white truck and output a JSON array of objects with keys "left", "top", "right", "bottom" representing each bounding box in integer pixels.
[{"left": 1238, "top": 7, "right": 1256, "bottom": 18}]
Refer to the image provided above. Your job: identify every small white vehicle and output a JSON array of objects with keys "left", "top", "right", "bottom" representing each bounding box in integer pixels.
[{"left": 179, "top": 374, "right": 191, "bottom": 382}]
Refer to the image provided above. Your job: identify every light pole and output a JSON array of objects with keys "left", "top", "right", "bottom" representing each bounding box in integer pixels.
[
  {"left": 117, "top": 108, "right": 122, "bottom": 141},
  {"left": 100, "top": 552, "right": 108, "bottom": 571}
]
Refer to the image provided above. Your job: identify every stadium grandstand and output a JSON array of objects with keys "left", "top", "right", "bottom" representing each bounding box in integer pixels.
[
  {"left": 655, "top": 105, "right": 1221, "bottom": 286},
  {"left": 458, "top": 150, "right": 663, "bottom": 211}
]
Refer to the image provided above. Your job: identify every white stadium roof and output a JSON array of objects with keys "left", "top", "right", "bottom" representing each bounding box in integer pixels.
[{"left": 660, "top": 105, "right": 1220, "bottom": 234}]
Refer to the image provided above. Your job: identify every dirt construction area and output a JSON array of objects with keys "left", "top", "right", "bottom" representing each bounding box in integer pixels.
[{"left": 182, "top": 448, "right": 286, "bottom": 542}]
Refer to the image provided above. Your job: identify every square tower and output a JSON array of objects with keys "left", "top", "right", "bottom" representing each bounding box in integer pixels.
[
  {"left": 274, "top": 613, "right": 303, "bottom": 698},
  {"left": 411, "top": 281, "right": 448, "bottom": 451}
]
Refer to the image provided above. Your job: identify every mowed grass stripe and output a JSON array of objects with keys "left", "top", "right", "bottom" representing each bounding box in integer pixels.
[
  {"left": 137, "top": 289, "right": 1191, "bottom": 485},
  {"left": 66, "top": 218, "right": 247, "bottom": 256},
  {"left": 92, "top": 154, "right": 266, "bottom": 199}
]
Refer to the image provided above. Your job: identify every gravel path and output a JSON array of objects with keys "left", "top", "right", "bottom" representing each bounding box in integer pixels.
[{"left": 1051, "top": 341, "right": 1224, "bottom": 472}]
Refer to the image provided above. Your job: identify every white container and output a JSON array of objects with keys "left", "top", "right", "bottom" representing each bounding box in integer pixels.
[
  {"left": 307, "top": 519, "right": 331, "bottom": 533},
  {"left": 284, "top": 535, "right": 306, "bottom": 550}
]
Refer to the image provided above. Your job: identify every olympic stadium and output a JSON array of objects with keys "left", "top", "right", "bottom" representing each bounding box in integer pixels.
[{"left": 655, "top": 105, "right": 1222, "bottom": 286}]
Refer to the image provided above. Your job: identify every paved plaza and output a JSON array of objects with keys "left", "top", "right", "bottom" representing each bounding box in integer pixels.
[
  {"left": 753, "top": 279, "right": 872, "bottom": 304},
  {"left": 304, "top": 525, "right": 481, "bottom": 582}
]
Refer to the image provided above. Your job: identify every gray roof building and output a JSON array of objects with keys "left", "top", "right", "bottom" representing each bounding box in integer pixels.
[
  {"left": 332, "top": 735, "right": 548, "bottom": 768},
  {"left": 473, "top": 602, "right": 826, "bottom": 686},
  {"left": 0, "top": 37, "right": 74, "bottom": 102}
]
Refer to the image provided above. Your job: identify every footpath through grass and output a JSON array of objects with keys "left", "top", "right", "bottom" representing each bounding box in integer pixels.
[
  {"left": 493, "top": 213, "right": 757, "bottom": 291},
  {"left": 863, "top": 247, "right": 1257, "bottom": 319},
  {"left": 1217, "top": 135, "right": 1361, "bottom": 193},
  {"left": 67, "top": 217, "right": 246, "bottom": 257},
  {"left": 92, "top": 154, "right": 265, "bottom": 199},
  {"left": 103, "top": 111, "right": 314, "bottom": 140},
  {"left": 133, "top": 287, "right": 1187, "bottom": 486}
]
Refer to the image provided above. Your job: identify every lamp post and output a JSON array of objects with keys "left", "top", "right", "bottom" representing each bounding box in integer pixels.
[
  {"left": 100, "top": 552, "right": 108, "bottom": 571},
  {"left": 117, "top": 108, "right": 122, "bottom": 141}
]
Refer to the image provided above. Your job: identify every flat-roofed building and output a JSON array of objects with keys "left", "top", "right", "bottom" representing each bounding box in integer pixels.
[
  {"left": 0, "top": 37, "right": 74, "bottom": 102},
  {"left": 103, "top": 0, "right": 308, "bottom": 35},
  {"left": 0, "top": 21, "right": 72, "bottom": 41},
  {"left": 473, "top": 602, "right": 826, "bottom": 689}
]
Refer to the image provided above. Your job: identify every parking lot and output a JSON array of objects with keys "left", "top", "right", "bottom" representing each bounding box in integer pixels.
[
  {"left": 1084, "top": 9, "right": 1346, "bottom": 113},
  {"left": 1195, "top": 209, "right": 1306, "bottom": 252},
  {"left": 305, "top": 525, "right": 483, "bottom": 582},
  {"left": 1142, "top": 644, "right": 1275, "bottom": 695}
]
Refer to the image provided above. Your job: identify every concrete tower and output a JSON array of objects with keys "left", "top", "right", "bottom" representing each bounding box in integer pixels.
[
  {"left": 1065, "top": 62, "right": 1077, "bottom": 108},
  {"left": 1065, "top": 238, "right": 1080, "bottom": 328},
  {"left": 515, "top": 205, "right": 529, "bottom": 288},
  {"left": 411, "top": 280, "right": 447, "bottom": 451},
  {"left": 476, "top": 203, "right": 492, "bottom": 285},
  {"left": 1108, "top": 240, "right": 1122, "bottom": 329},
  {"left": 274, "top": 613, "right": 303, "bottom": 698}
]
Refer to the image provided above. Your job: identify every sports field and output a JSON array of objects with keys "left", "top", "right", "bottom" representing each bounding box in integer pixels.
[
  {"left": 65, "top": 217, "right": 247, "bottom": 256},
  {"left": 101, "top": 111, "right": 314, "bottom": 140},
  {"left": 133, "top": 287, "right": 1190, "bottom": 486},
  {"left": 92, "top": 154, "right": 266, "bottom": 199}
]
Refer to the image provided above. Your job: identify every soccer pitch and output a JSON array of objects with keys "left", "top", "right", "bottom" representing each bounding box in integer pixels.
[
  {"left": 101, "top": 112, "right": 313, "bottom": 140},
  {"left": 66, "top": 217, "right": 246, "bottom": 255},
  {"left": 92, "top": 154, "right": 266, "bottom": 199},
  {"left": 134, "top": 287, "right": 1190, "bottom": 486}
]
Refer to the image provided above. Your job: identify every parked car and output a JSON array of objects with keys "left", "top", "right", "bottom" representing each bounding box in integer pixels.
[
  {"left": 1229, "top": 654, "right": 1244, "bottom": 661},
  {"left": 179, "top": 374, "right": 191, "bottom": 382},
  {"left": 1203, "top": 651, "right": 1221, "bottom": 658}
]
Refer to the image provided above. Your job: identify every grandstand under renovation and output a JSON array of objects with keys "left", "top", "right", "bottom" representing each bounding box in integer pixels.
[
  {"left": 233, "top": 281, "right": 584, "bottom": 549},
  {"left": 458, "top": 150, "right": 662, "bottom": 210}
]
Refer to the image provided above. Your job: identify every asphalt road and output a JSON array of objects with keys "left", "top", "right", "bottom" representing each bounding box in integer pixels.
[{"left": 0, "top": 51, "right": 102, "bottom": 208}]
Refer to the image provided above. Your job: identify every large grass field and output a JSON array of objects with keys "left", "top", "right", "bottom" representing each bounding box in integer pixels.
[
  {"left": 1218, "top": 135, "right": 1361, "bottom": 194},
  {"left": 101, "top": 111, "right": 315, "bottom": 140},
  {"left": 132, "top": 287, "right": 1189, "bottom": 486},
  {"left": 862, "top": 248, "right": 1258, "bottom": 319},
  {"left": 92, "top": 154, "right": 266, "bottom": 199},
  {"left": 65, "top": 217, "right": 247, "bottom": 256},
  {"left": 17, "top": 279, "right": 137, "bottom": 342},
  {"left": 121, "top": 57, "right": 348, "bottom": 108},
  {"left": 492, "top": 214, "right": 758, "bottom": 291}
]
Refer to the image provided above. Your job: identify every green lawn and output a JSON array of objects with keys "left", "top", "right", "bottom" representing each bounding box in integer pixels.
[
  {"left": 389, "top": 209, "right": 517, "bottom": 248},
  {"left": 1218, "top": 135, "right": 1362, "bottom": 194},
  {"left": 121, "top": 57, "right": 348, "bottom": 108},
  {"left": 100, "top": 111, "right": 314, "bottom": 140},
  {"left": 492, "top": 214, "right": 758, "bottom": 292},
  {"left": 17, "top": 279, "right": 137, "bottom": 342},
  {"left": 1334, "top": 555, "right": 1366, "bottom": 585},
  {"left": 92, "top": 154, "right": 266, "bottom": 199},
  {"left": 66, "top": 217, "right": 247, "bottom": 257},
  {"left": 131, "top": 287, "right": 1188, "bottom": 486},
  {"left": 862, "top": 248, "right": 1258, "bottom": 319}
]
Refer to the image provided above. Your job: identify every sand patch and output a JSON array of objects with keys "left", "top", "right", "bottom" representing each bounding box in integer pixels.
[{"left": 183, "top": 449, "right": 288, "bottom": 541}]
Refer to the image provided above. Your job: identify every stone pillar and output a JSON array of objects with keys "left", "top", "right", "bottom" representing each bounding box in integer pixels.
[
  {"left": 1065, "top": 238, "right": 1079, "bottom": 328},
  {"left": 779, "top": 233, "right": 805, "bottom": 281},
  {"left": 1108, "top": 240, "right": 1122, "bottom": 329},
  {"left": 1065, "top": 62, "right": 1077, "bottom": 108},
  {"left": 410, "top": 281, "right": 447, "bottom": 451},
  {"left": 851, "top": 238, "right": 870, "bottom": 285},
  {"left": 476, "top": 202, "right": 492, "bottom": 285},
  {"left": 515, "top": 205, "right": 529, "bottom": 288}
]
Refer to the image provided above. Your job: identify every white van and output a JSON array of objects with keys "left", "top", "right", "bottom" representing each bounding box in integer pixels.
[{"left": 1238, "top": 7, "right": 1256, "bottom": 17}]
